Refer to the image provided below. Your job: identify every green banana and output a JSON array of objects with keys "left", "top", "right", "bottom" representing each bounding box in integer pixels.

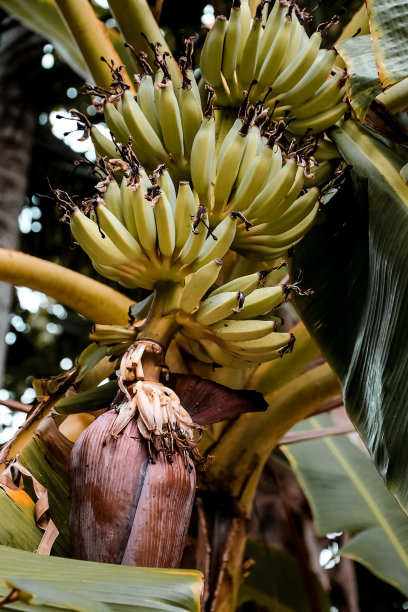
[
  {"left": 120, "top": 176, "right": 138, "bottom": 239},
  {"left": 137, "top": 73, "right": 162, "bottom": 138},
  {"left": 192, "top": 214, "right": 237, "bottom": 269},
  {"left": 200, "top": 15, "right": 228, "bottom": 88},
  {"left": 174, "top": 181, "right": 198, "bottom": 250},
  {"left": 155, "top": 79, "right": 184, "bottom": 159},
  {"left": 120, "top": 90, "right": 168, "bottom": 167},
  {"left": 244, "top": 159, "right": 298, "bottom": 219},
  {"left": 209, "top": 318, "right": 276, "bottom": 341},
  {"left": 103, "top": 179, "right": 124, "bottom": 223},
  {"left": 190, "top": 115, "right": 215, "bottom": 207},
  {"left": 232, "top": 286, "right": 286, "bottom": 319},
  {"left": 222, "top": 2, "right": 242, "bottom": 82},
  {"left": 194, "top": 291, "right": 243, "bottom": 326},
  {"left": 288, "top": 102, "right": 348, "bottom": 135},
  {"left": 93, "top": 201, "right": 143, "bottom": 260},
  {"left": 180, "top": 258, "right": 223, "bottom": 313},
  {"left": 152, "top": 188, "right": 176, "bottom": 258},
  {"left": 277, "top": 50, "right": 337, "bottom": 107}
]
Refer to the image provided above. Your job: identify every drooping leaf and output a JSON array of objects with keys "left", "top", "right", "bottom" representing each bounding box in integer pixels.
[
  {"left": 283, "top": 415, "right": 408, "bottom": 597},
  {"left": 367, "top": 0, "right": 408, "bottom": 88},
  {"left": 19, "top": 437, "right": 71, "bottom": 557},
  {"left": 291, "top": 119, "right": 408, "bottom": 513},
  {"left": 336, "top": 35, "right": 382, "bottom": 120},
  {"left": 238, "top": 540, "right": 330, "bottom": 611},
  {"left": 0, "top": 487, "right": 43, "bottom": 553},
  {"left": 0, "top": 0, "right": 89, "bottom": 80},
  {"left": 0, "top": 545, "right": 203, "bottom": 611}
]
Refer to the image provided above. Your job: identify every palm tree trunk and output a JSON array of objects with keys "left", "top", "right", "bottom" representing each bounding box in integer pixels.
[{"left": 0, "top": 21, "right": 41, "bottom": 383}]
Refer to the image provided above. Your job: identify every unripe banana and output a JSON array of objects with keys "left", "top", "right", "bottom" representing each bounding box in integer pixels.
[
  {"left": 195, "top": 291, "right": 243, "bottom": 326},
  {"left": 228, "top": 331, "right": 292, "bottom": 354},
  {"left": 120, "top": 176, "right": 138, "bottom": 239},
  {"left": 252, "top": 15, "right": 292, "bottom": 100},
  {"left": 244, "top": 159, "right": 298, "bottom": 220},
  {"left": 121, "top": 90, "right": 168, "bottom": 167},
  {"left": 70, "top": 208, "right": 128, "bottom": 268},
  {"left": 153, "top": 189, "right": 176, "bottom": 258},
  {"left": 237, "top": 12, "right": 263, "bottom": 89},
  {"left": 209, "top": 269, "right": 272, "bottom": 297},
  {"left": 232, "top": 143, "right": 277, "bottom": 211},
  {"left": 239, "top": 188, "right": 319, "bottom": 239},
  {"left": 282, "top": 14, "right": 303, "bottom": 66},
  {"left": 235, "top": 125, "right": 263, "bottom": 186},
  {"left": 213, "top": 129, "right": 247, "bottom": 212},
  {"left": 289, "top": 102, "right": 348, "bottom": 135},
  {"left": 200, "top": 16, "right": 228, "bottom": 88},
  {"left": 104, "top": 101, "right": 130, "bottom": 144},
  {"left": 216, "top": 118, "right": 242, "bottom": 171},
  {"left": 93, "top": 202, "right": 143, "bottom": 260},
  {"left": 222, "top": 3, "right": 242, "bottom": 82},
  {"left": 248, "top": 202, "right": 319, "bottom": 249},
  {"left": 154, "top": 166, "right": 177, "bottom": 214},
  {"left": 232, "top": 286, "right": 286, "bottom": 319},
  {"left": 155, "top": 79, "right": 184, "bottom": 159},
  {"left": 90, "top": 125, "right": 117, "bottom": 159},
  {"left": 209, "top": 318, "right": 276, "bottom": 341},
  {"left": 137, "top": 73, "right": 162, "bottom": 138},
  {"left": 190, "top": 116, "right": 215, "bottom": 207},
  {"left": 180, "top": 258, "right": 223, "bottom": 313},
  {"left": 199, "top": 339, "right": 251, "bottom": 368},
  {"left": 265, "top": 144, "right": 283, "bottom": 183},
  {"left": 270, "top": 188, "right": 320, "bottom": 234},
  {"left": 103, "top": 179, "right": 124, "bottom": 224},
  {"left": 262, "top": 165, "right": 305, "bottom": 224},
  {"left": 304, "top": 160, "right": 338, "bottom": 187},
  {"left": 179, "top": 85, "right": 203, "bottom": 158},
  {"left": 256, "top": 0, "right": 286, "bottom": 74},
  {"left": 292, "top": 73, "right": 345, "bottom": 120},
  {"left": 132, "top": 183, "right": 157, "bottom": 254},
  {"left": 314, "top": 138, "right": 340, "bottom": 162},
  {"left": 277, "top": 50, "right": 337, "bottom": 107},
  {"left": 236, "top": 0, "right": 251, "bottom": 69},
  {"left": 174, "top": 181, "right": 197, "bottom": 250},
  {"left": 178, "top": 210, "right": 209, "bottom": 266},
  {"left": 271, "top": 31, "right": 322, "bottom": 95},
  {"left": 192, "top": 214, "right": 237, "bottom": 269}
]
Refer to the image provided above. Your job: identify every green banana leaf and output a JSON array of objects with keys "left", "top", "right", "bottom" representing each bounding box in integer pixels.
[
  {"left": 238, "top": 540, "right": 330, "bottom": 612},
  {"left": 336, "top": 35, "right": 382, "bottom": 121},
  {"left": 0, "top": 487, "right": 43, "bottom": 553},
  {"left": 367, "top": 0, "right": 408, "bottom": 88},
  {"left": 0, "top": 0, "right": 90, "bottom": 80},
  {"left": 291, "top": 119, "right": 408, "bottom": 512},
  {"left": 0, "top": 546, "right": 203, "bottom": 611},
  {"left": 282, "top": 415, "right": 408, "bottom": 597},
  {"left": 55, "top": 380, "right": 118, "bottom": 415}
]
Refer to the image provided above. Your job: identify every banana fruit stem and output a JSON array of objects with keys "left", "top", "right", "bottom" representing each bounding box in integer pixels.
[
  {"left": 139, "top": 281, "right": 183, "bottom": 351},
  {"left": 54, "top": 0, "right": 133, "bottom": 90},
  {"left": 108, "top": 0, "right": 182, "bottom": 88}
]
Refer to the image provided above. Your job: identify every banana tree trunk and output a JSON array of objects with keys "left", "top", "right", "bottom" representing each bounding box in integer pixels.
[{"left": 0, "top": 22, "right": 42, "bottom": 383}]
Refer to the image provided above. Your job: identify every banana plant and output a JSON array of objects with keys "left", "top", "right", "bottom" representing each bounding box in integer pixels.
[{"left": 0, "top": 0, "right": 408, "bottom": 610}]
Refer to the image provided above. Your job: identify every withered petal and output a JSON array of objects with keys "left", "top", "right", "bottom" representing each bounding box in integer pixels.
[{"left": 163, "top": 373, "right": 268, "bottom": 425}]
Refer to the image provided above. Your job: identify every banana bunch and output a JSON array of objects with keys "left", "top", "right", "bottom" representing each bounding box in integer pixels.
[
  {"left": 200, "top": 103, "right": 322, "bottom": 259},
  {"left": 86, "top": 259, "right": 294, "bottom": 370},
  {"left": 175, "top": 263, "right": 294, "bottom": 368},
  {"left": 54, "top": 150, "right": 244, "bottom": 290},
  {"left": 200, "top": 0, "right": 348, "bottom": 135}
]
